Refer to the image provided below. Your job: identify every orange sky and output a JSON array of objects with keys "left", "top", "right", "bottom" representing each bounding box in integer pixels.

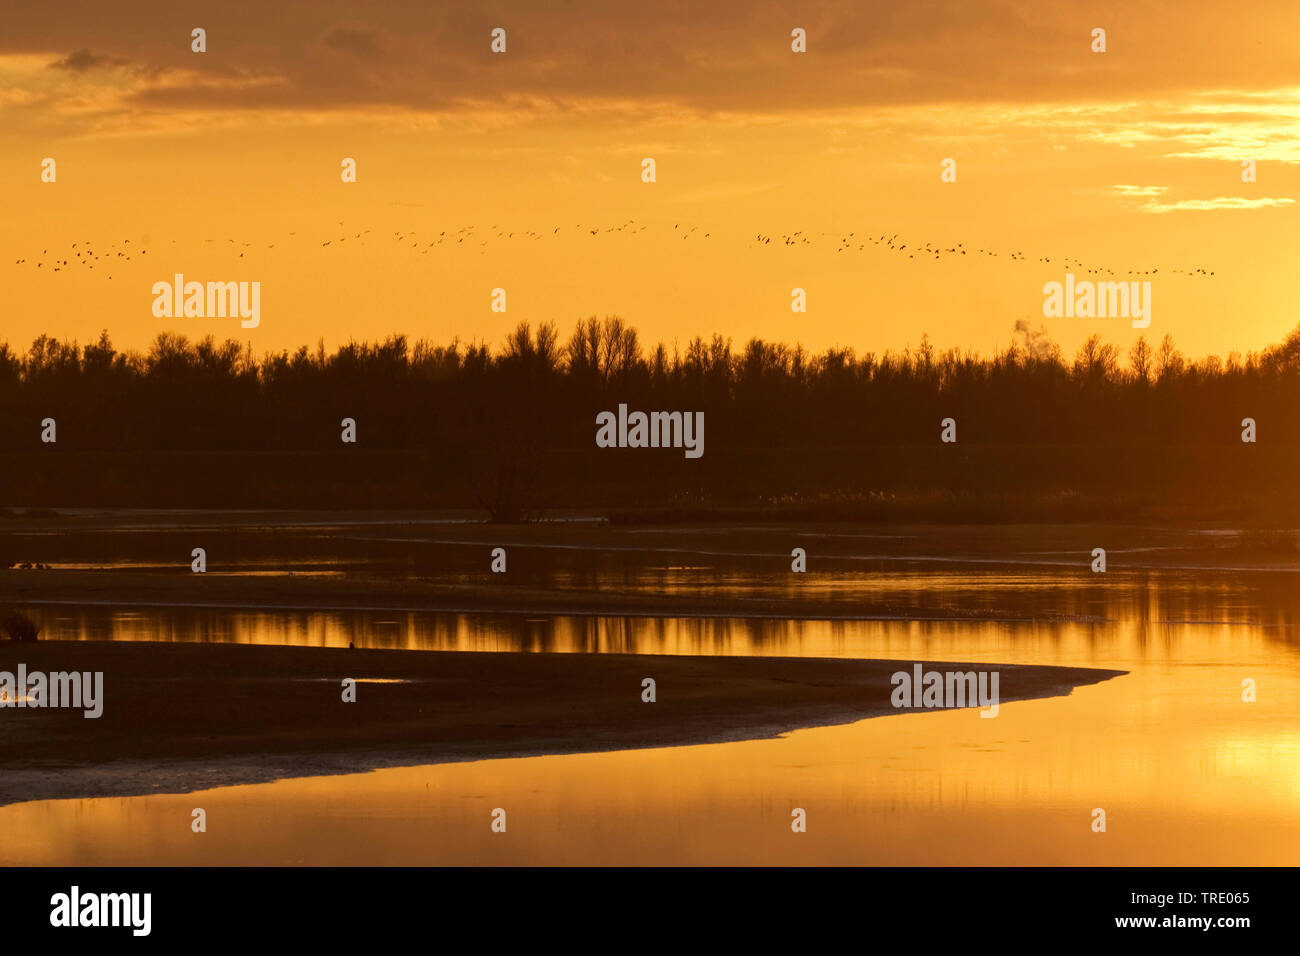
[{"left": 3, "top": 0, "right": 1299, "bottom": 360}]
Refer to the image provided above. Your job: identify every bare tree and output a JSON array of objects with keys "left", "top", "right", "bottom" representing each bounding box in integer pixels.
[
  {"left": 1156, "top": 333, "right": 1184, "bottom": 380},
  {"left": 1129, "top": 335, "right": 1152, "bottom": 383}
]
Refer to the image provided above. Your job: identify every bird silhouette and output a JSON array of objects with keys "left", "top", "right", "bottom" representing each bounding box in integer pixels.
[{"left": 9, "top": 221, "right": 1218, "bottom": 286}]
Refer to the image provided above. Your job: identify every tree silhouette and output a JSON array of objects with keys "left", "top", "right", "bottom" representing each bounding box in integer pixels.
[{"left": 4, "top": 320, "right": 1300, "bottom": 518}]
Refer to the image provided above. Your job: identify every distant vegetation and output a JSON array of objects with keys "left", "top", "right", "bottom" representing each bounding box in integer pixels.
[
  {"left": 5, "top": 318, "right": 1300, "bottom": 520},
  {"left": 2, "top": 611, "right": 39, "bottom": 642}
]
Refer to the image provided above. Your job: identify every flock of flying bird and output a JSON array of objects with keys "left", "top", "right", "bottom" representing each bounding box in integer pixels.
[
  {"left": 11, "top": 219, "right": 1215, "bottom": 279},
  {"left": 11, "top": 238, "right": 145, "bottom": 279}
]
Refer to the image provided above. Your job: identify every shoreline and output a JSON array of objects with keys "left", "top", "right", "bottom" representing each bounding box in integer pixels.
[
  {"left": 0, "top": 566, "right": 1099, "bottom": 624},
  {"left": 12, "top": 594, "right": 1093, "bottom": 624},
  {"left": 0, "top": 640, "right": 1126, "bottom": 806},
  {"left": 7, "top": 510, "right": 1300, "bottom": 632}
]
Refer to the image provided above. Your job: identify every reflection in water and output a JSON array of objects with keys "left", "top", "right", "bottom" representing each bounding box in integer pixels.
[
  {"left": 22, "top": 564, "right": 1300, "bottom": 661},
  {"left": 5, "top": 562, "right": 1300, "bottom": 865},
  {"left": 20, "top": 554, "right": 1300, "bottom": 657},
  {"left": 2, "top": 662, "right": 1297, "bottom": 865}
]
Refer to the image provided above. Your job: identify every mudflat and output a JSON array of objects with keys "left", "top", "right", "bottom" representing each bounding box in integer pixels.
[{"left": 0, "top": 640, "right": 1125, "bottom": 806}]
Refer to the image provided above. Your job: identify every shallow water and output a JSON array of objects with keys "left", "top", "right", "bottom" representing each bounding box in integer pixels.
[
  {"left": 3, "top": 520, "right": 1299, "bottom": 864},
  {"left": 5, "top": 602, "right": 1299, "bottom": 864}
]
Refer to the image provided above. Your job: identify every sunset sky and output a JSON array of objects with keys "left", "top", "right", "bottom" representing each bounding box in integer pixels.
[{"left": 3, "top": 0, "right": 1299, "bottom": 360}]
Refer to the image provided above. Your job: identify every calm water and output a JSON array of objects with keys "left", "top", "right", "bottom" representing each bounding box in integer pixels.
[{"left": 3, "top": 524, "right": 1299, "bottom": 864}]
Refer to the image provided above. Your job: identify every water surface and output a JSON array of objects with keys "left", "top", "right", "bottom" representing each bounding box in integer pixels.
[{"left": 3, "top": 522, "right": 1298, "bottom": 864}]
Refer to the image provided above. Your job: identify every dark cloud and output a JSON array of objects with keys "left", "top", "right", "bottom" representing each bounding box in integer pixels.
[
  {"left": 322, "top": 27, "right": 384, "bottom": 59},
  {"left": 49, "top": 48, "right": 128, "bottom": 72},
  {"left": 11, "top": 1, "right": 1300, "bottom": 117}
]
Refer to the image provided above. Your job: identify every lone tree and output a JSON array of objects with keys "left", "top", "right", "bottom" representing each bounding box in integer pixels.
[{"left": 1, "top": 612, "right": 39, "bottom": 642}]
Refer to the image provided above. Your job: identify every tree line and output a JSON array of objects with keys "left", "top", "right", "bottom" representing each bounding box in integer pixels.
[{"left": 6, "top": 317, "right": 1300, "bottom": 453}]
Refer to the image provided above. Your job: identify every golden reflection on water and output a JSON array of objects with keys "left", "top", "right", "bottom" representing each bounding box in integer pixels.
[{"left": 3, "top": 612, "right": 1299, "bottom": 865}]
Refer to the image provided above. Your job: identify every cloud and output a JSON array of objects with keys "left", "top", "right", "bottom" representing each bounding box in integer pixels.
[
  {"left": 0, "top": 0, "right": 1296, "bottom": 157},
  {"left": 48, "top": 48, "right": 127, "bottom": 72},
  {"left": 1112, "top": 185, "right": 1170, "bottom": 198},
  {"left": 1112, "top": 183, "right": 1294, "bottom": 214},
  {"left": 322, "top": 27, "right": 385, "bottom": 59},
  {"left": 0, "top": 0, "right": 1292, "bottom": 120},
  {"left": 1139, "top": 196, "right": 1296, "bottom": 213}
]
